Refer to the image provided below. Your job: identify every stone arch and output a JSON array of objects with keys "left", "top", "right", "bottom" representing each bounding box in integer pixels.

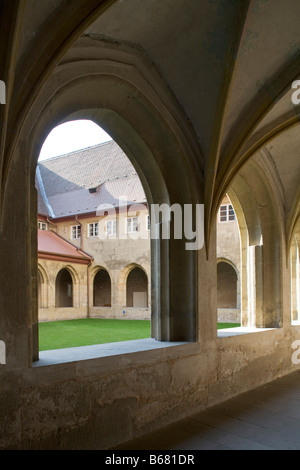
[
  {"left": 223, "top": 190, "right": 249, "bottom": 326},
  {"left": 126, "top": 266, "right": 148, "bottom": 308},
  {"left": 226, "top": 156, "right": 284, "bottom": 328},
  {"left": 118, "top": 263, "right": 149, "bottom": 309},
  {"left": 93, "top": 268, "right": 112, "bottom": 307},
  {"left": 37, "top": 270, "right": 42, "bottom": 309},
  {"left": 37, "top": 264, "right": 49, "bottom": 309},
  {"left": 216, "top": 192, "right": 242, "bottom": 319},
  {"left": 19, "top": 45, "right": 202, "bottom": 356},
  {"left": 216, "top": 259, "right": 239, "bottom": 309},
  {"left": 55, "top": 267, "right": 77, "bottom": 308}
]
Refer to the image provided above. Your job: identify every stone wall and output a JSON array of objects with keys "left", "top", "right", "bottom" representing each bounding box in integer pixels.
[
  {"left": 38, "top": 208, "right": 151, "bottom": 321},
  {"left": 89, "top": 306, "right": 151, "bottom": 320},
  {"left": 217, "top": 308, "right": 241, "bottom": 323},
  {"left": 1, "top": 324, "right": 299, "bottom": 450}
]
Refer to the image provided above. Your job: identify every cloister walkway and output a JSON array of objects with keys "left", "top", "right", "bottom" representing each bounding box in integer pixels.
[{"left": 114, "top": 369, "right": 300, "bottom": 450}]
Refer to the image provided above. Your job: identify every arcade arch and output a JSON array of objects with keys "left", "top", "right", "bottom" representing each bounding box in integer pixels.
[
  {"left": 24, "top": 49, "right": 201, "bottom": 358},
  {"left": 93, "top": 268, "right": 112, "bottom": 307},
  {"left": 126, "top": 266, "right": 148, "bottom": 308},
  {"left": 217, "top": 260, "right": 239, "bottom": 310},
  {"left": 55, "top": 268, "right": 74, "bottom": 308}
]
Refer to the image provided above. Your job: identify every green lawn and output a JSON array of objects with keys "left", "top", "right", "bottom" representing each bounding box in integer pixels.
[
  {"left": 38, "top": 318, "right": 151, "bottom": 351},
  {"left": 38, "top": 319, "right": 241, "bottom": 351},
  {"left": 217, "top": 322, "right": 240, "bottom": 329}
]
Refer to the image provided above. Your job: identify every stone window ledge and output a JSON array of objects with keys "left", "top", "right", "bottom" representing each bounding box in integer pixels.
[
  {"left": 32, "top": 328, "right": 279, "bottom": 367},
  {"left": 218, "top": 326, "right": 276, "bottom": 338},
  {"left": 33, "top": 338, "right": 187, "bottom": 367}
]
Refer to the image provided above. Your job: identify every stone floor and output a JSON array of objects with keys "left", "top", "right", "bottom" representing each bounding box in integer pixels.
[{"left": 114, "top": 369, "right": 300, "bottom": 450}]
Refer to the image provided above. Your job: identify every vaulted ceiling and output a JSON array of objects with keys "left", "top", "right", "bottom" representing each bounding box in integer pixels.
[{"left": 1, "top": 0, "right": 299, "bottom": 244}]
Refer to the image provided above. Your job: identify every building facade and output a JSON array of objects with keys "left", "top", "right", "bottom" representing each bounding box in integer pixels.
[
  {"left": 37, "top": 141, "right": 151, "bottom": 321},
  {"left": 37, "top": 141, "right": 241, "bottom": 325}
]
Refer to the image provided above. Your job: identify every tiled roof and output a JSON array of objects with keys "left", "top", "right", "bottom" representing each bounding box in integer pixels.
[
  {"left": 35, "top": 173, "right": 49, "bottom": 216},
  {"left": 36, "top": 140, "right": 147, "bottom": 218},
  {"left": 38, "top": 230, "right": 92, "bottom": 263}
]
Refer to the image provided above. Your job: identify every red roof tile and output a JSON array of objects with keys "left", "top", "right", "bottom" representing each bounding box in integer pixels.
[{"left": 38, "top": 230, "right": 92, "bottom": 264}]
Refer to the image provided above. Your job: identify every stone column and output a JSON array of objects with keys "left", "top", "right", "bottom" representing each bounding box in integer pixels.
[
  {"left": 151, "top": 217, "right": 198, "bottom": 342},
  {"left": 0, "top": 143, "right": 33, "bottom": 366},
  {"left": 197, "top": 223, "right": 217, "bottom": 344}
]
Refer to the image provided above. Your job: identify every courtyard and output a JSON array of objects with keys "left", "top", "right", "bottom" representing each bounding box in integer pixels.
[{"left": 38, "top": 319, "right": 241, "bottom": 351}]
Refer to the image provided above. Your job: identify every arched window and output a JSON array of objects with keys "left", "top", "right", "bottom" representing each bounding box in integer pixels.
[
  {"left": 37, "top": 265, "right": 49, "bottom": 310},
  {"left": 93, "top": 269, "right": 111, "bottom": 307},
  {"left": 38, "top": 270, "right": 42, "bottom": 309},
  {"left": 217, "top": 261, "right": 238, "bottom": 309},
  {"left": 55, "top": 268, "right": 73, "bottom": 307},
  {"left": 126, "top": 267, "right": 148, "bottom": 308}
]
